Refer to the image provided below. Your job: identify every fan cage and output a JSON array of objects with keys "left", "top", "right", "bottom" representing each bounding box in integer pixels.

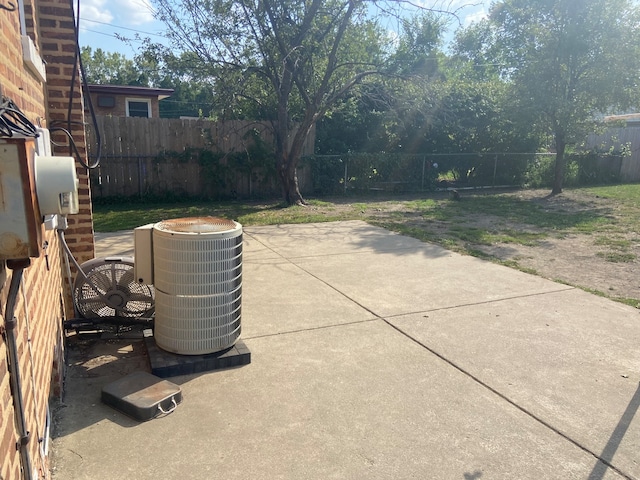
[{"left": 73, "top": 257, "right": 155, "bottom": 319}]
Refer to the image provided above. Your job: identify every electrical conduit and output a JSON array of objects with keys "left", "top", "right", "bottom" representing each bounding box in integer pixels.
[{"left": 3, "top": 259, "right": 34, "bottom": 480}]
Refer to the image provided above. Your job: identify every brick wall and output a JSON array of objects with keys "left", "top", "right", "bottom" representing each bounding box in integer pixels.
[
  {"left": 38, "top": 0, "right": 95, "bottom": 271},
  {"left": 0, "top": 0, "right": 94, "bottom": 478}
]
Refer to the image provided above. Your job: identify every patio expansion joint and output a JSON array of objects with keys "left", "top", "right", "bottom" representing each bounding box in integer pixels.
[
  {"left": 381, "top": 286, "right": 577, "bottom": 320},
  {"left": 243, "top": 317, "right": 381, "bottom": 341},
  {"left": 382, "top": 316, "right": 635, "bottom": 480}
]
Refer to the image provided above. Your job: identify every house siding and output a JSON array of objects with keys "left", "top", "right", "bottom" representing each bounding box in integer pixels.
[
  {"left": 87, "top": 91, "right": 162, "bottom": 117},
  {"left": 0, "top": 1, "right": 94, "bottom": 479}
]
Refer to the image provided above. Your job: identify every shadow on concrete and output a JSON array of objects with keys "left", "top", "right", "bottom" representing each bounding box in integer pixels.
[
  {"left": 244, "top": 221, "right": 451, "bottom": 260},
  {"left": 463, "top": 470, "right": 483, "bottom": 479},
  {"left": 53, "top": 333, "right": 151, "bottom": 437},
  {"left": 587, "top": 382, "right": 640, "bottom": 480},
  {"left": 54, "top": 331, "right": 251, "bottom": 438}
]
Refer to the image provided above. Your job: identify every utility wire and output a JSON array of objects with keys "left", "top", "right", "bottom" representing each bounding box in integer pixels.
[
  {"left": 82, "top": 28, "right": 146, "bottom": 42},
  {"left": 50, "top": 0, "right": 102, "bottom": 169},
  {"left": 0, "top": 96, "right": 38, "bottom": 138},
  {"left": 80, "top": 17, "right": 168, "bottom": 38}
]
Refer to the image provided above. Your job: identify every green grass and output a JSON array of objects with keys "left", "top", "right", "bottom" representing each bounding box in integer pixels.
[
  {"left": 93, "top": 199, "right": 357, "bottom": 231},
  {"left": 594, "top": 236, "right": 631, "bottom": 249},
  {"left": 447, "top": 226, "right": 546, "bottom": 246},
  {"left": 426, "top": 194, "right": 607, "bottom": 232},
  {"left": 92, "top": 187, "right": 627, "bottom": 247},
  {"left": 596, "top": 251, "right": 637, "bottom": 263},
  {"left": 583, "top": 184, "right": 640, "bottom": 203}
]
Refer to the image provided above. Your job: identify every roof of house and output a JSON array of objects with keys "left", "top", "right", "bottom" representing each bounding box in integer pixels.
[
  {"left": 86, "top": 84, "right": 174, "bottom": 100},
  {"left": 604, "top": 113, "right": 640, "bottom": 124}
]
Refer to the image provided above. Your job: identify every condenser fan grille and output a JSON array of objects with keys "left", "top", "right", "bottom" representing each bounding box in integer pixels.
[
  {"left": 156, "top": 216, "right": 238, "bottom": 234},
  {"left": 73, "top": 257, "right": 154, "bottom": 319}
]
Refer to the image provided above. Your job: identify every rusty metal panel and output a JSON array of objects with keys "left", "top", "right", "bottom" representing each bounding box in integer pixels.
[
  {"left": 0, "top": 138, "right": 42, "bottom": 259},
  {"left": 101, "top": 371, "right": 182, "bottom": 421}
]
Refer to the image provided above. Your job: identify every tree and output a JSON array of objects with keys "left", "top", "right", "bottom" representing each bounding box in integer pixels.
[
  {"left": 80, "top": 47, "right": 150, "bottom": 86},
  {"left": 484, "top": 0, "right": 640, "bottom": 194},
  {"left": 137, "top": 48, "right": 219, "bottom": 118},
  {"left": 315, "top": 13, "right": 447, "bottom": 155},
  {"left": 150, "top": 0, "right": 449, "bottom": 204}
]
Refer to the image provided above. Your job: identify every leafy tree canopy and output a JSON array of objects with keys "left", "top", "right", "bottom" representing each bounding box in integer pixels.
[
  {"left": 148, "top": 0, "right": 453, "bottom": 204},
  {"left": 80, "top": 47, "right": 151, "bottom": 86},
  {"left": 463, "top": 0, "right": 640, "bottom": 193}
]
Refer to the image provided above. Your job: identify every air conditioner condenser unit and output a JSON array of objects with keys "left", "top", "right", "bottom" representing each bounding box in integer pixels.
[{"left": 134, "top": 216, "right": 243, "bottom": 355}]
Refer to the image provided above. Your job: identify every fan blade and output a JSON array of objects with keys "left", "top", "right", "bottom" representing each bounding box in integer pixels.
[
  {"left": 85, "top": 271, "right": 112, "bottom": 293},
  {"left": 75, "top": 297, "right": 115, "bottom": 317},
  {"left": 117, "top": 270, "right": 135, "bottom": 288}
]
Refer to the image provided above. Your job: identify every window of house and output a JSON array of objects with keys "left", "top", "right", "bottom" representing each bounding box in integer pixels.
[
  {"left": 97, "top": 95, "right": 116, "bottom": 108},
  {"left": 126, "top": 98, "right": 152, "bottom": 118}
]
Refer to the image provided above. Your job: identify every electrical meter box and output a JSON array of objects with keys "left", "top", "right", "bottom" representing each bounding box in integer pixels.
[{"left": 0, "top": 138, "right": 43, "bottom": 260}]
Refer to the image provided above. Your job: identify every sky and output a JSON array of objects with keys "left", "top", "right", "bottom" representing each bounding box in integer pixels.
[{"left": 77, "top": 0, "right": 491, "bottom": 58}]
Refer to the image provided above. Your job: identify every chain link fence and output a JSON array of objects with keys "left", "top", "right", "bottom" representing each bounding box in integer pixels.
[
  {"left": 306, "top": 152, "right": 623, "bottom": 196},
  {"left": 88, "top": 151, "right": 624, "bottom": 200}
]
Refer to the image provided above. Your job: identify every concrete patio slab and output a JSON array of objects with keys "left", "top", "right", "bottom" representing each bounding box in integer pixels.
[
  {"left": 94, "top": 231, "right": 135, "bottom": 258},
  {"left": 291, "top": 247, "right": 572, "bottom": 318},
  {"left": 387, "top": 287, "right": 640, "bottom": 477},
  {"left": 244, "top": 220, "right": 433, "bottom": 258},
  {"left": 242, "top": 260, "right": 376, "bottom": 338},
  {"left": 52, "top": 221, "right": 640, "bottom": 480},
  {"left": 53, "top": 322, "right": 625, "bottom": 480}
]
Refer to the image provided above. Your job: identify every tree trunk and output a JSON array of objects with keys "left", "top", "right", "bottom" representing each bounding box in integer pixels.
[
  {"left": 551, "top": 133, "right": 566, "bottom": 195},
  {"left": 278, "top": 158, "right": 305, "bottom": 205},
  {"left": 276, "top": 120, "right": 313, "bottom": 205}
]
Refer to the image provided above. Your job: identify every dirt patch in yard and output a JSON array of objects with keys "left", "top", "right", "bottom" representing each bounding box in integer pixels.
[{"left": 475, "top": 190, "right": 640, "bottom": 305}]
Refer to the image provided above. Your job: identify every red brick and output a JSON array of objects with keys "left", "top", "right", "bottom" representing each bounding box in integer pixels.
[{"left": 1, "top": 0, "right": 94, "bottom": 473}]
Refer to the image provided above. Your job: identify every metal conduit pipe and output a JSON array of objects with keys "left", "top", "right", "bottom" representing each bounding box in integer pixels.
[{"left": 4, "top": 259, "right": 34, "bottom": 480}]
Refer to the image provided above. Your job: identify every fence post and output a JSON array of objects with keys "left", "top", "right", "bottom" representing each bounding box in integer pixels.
[
  {"left": 138, "top": 156, "right": 143, "bottom": 198},
  {"left": 421, "top": 155, "right": 426, "bottom": 190},
  {"left": 493, "top": 154, "right": 498, "bottom": 187},
  {"left": 344, "top": 157, "right": 348, "bottom": 195}
]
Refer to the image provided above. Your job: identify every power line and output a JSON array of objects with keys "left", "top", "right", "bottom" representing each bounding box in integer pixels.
[
  {"left": 81, "top": 28, "right": 145, "bottom": 43},
  {"left": 79, "top": 17, "right": 168, "bottom": 38}
]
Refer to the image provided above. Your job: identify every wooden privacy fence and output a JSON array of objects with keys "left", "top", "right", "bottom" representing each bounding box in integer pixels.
[
  {"left": 587, "top": 126, "right": 640, "bottom": 182},
  {"left": 85, "top": 116, "right": 315, "bottom": 157},
  {"left": 89, "top": 154, "right": 312, "bottom": 199},
  {"left": 86, "top": 116, "right": 314, "bottom": 199}
]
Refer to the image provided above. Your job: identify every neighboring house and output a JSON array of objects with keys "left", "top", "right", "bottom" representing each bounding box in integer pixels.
[
  {"left": 604, "top": 113, "right": 640, "bottom": 127},
  {"left": 1, "top": 1, "right": 94, "bottom": 479},
  {"left": 84, "top": 84, "right": 174, "bottom": 118}
]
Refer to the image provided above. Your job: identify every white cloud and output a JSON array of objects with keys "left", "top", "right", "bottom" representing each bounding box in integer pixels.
[
  {"left": 462, "top": 7, "right": 488, "bottom": 27},
  {"left": 79, "top": 0, "right": 114, "bottom": 24},
  {"left": 79, "top": 0, "right": 155, "bottom": 28},
  {"left": 112, "top": 0, "right": 156, "bottom": 26}
]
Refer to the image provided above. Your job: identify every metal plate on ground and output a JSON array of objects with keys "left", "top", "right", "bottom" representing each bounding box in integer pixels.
[{"left": 102, "top": 371, "right": 182, "bottom": 421}]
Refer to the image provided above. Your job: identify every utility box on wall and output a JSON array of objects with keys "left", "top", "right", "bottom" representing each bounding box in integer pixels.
[{"left": 0, "top": 138, "right": 43, "bottom": 260}]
